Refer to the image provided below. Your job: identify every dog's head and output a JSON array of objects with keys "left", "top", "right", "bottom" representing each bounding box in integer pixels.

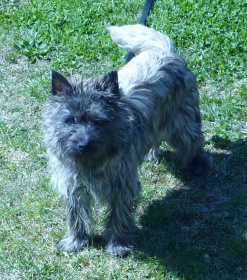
[{"left": 43, "top": 71, "right": 132, "bottom": 167}]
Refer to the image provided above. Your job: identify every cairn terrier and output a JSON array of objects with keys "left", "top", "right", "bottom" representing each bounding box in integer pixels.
[{"left": 43, "top": 24, "right": 208, "bottom": 256}]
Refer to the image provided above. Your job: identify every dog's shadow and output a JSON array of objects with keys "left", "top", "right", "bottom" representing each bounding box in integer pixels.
[{"left": 136, "top": 136, "right": 247, "bottom": 278}]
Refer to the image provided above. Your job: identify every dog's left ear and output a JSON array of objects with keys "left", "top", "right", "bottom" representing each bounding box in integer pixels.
[
  {"left": 51, "top": 70, "right": 73, "bottom": 96},
  {"left": 98, "top": 70, "right": 120, "bottom": 96}
]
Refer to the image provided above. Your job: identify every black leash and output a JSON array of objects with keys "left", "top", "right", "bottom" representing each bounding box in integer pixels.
[
  {"left": 125, "top": 0, "right": 155, "bottom": 64},
  {"left": 139, "top": 0, "right": 155, "bottom": 25}
]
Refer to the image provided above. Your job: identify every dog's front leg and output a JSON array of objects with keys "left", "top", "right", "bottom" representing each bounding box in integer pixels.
[
  {"left": 104, "top": 180, "right": 140, "bottom": 257},
  {"left": 59, "top": 186, "right": 93, "bottom": 252}
]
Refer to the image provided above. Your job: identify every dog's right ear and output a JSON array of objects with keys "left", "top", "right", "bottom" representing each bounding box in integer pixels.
[
  {"left": 98, "top": 70, "right": 120, "bottom": 97},
  {"left": 51, "top": 70, "right": 73, "bottom": 95}
]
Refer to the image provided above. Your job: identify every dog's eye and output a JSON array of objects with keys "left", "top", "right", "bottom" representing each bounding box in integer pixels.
[
  {"left": 65, "top": 117, "right": 76, "bottom": 125},
  {"left": 94, "top": 119, "right": 107, "bottom": 126}
]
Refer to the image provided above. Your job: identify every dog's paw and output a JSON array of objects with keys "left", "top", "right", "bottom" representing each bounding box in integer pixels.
[
  {"left": 190, "top": 153, "right": 209, "bottom": 176},
  {"left": 106, "top": 242, "right": 133, "bottom": 257},
  {"left": 58, "top": 233, "right": 89, "bottom": 252}
]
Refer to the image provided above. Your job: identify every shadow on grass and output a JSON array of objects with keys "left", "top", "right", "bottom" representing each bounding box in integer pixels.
[{"left": 137, "top": 137, "right": 247, "bottom": 279}]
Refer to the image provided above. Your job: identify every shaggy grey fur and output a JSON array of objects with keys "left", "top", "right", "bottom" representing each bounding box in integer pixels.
[{"left": 43, "top": 24, "right": 208, "bottom": 256}]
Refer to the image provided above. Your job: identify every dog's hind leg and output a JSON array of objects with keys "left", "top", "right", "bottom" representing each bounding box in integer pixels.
[
  {"left": 59, "top": 186, "right": 93, "bottom": 252},
  {"left": 165, "top": 110, "right": 209, "bottom": 176}
]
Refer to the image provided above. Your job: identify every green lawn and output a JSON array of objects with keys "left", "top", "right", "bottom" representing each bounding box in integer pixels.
[{"left": 0, "top": 0, "right": 246, "bottom": 279}]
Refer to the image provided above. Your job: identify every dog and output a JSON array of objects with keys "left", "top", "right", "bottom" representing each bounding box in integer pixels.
[{"left": 43, "top": 24, "right": 208, "bottom": 256}]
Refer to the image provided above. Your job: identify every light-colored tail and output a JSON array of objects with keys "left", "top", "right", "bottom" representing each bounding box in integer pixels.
[{"left": 107, "top": 24, "right": 175, "bottom": 54}]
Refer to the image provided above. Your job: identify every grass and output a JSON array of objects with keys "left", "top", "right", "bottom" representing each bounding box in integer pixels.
[{"left": 0, "top": 0, "right": 246, "bottom": 279}]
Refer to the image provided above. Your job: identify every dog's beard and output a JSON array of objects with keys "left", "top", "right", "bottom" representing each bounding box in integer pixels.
[{"left": 54, "top": 126, "right": 117, "bottom": 167}]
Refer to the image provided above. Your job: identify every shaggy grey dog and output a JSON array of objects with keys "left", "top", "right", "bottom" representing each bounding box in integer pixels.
[{"left": 43, "top": 24, "right": 208, "bottom": 256}]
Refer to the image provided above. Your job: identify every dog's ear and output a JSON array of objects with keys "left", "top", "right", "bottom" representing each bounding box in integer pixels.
[
  {"left": 98, "top": 70, "right": 120, "bottom": 96},
  {"left": 51, "top": 70, "right": 73, "bottom": 95}
]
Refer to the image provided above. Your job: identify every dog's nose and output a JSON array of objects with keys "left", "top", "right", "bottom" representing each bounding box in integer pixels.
[{"left": 77, "top": 141, "right": 89, "bottom": 152}]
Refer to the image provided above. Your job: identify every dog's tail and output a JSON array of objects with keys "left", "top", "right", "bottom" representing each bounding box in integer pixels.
[{"left": 107, "top": 24, "right": 175, "bottom": 54}]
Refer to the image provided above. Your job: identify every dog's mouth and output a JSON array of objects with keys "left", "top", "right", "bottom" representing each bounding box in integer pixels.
[{"left": 64, "top": 140, "right": 107, "bottom": 164}]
